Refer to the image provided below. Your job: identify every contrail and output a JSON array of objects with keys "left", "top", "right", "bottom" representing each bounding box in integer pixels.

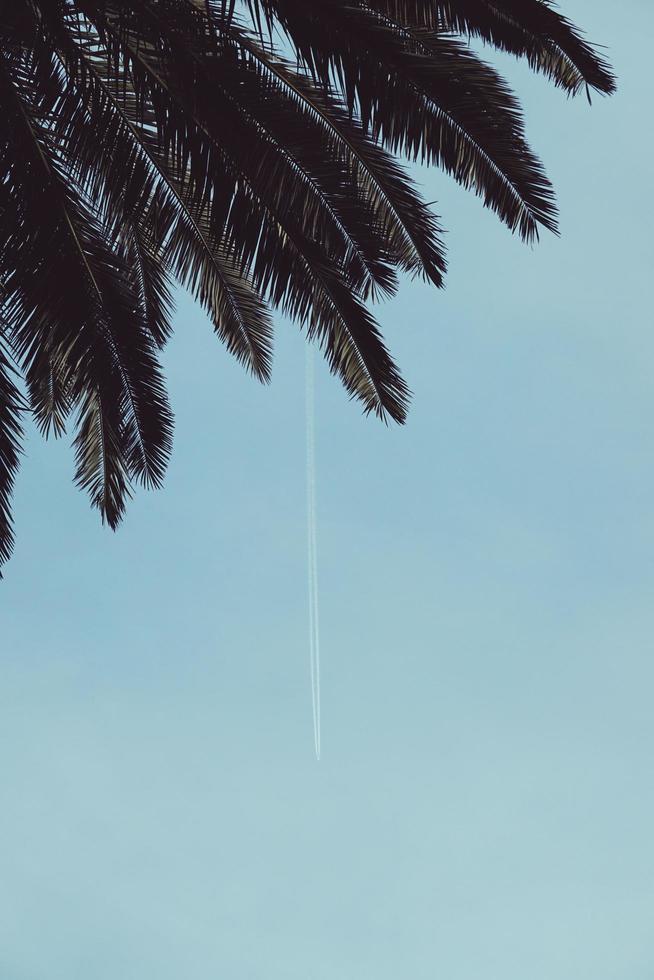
[{"left": 306, "top": 344, "right": 321, "bottom": 761}]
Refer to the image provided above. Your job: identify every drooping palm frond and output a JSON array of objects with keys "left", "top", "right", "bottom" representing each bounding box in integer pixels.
[
  {"left": 243, "top": 0, "right": 616, "bottom": 98},
  {"left": 430, "top": 0, "right": 616, "bottom": 96},
  {"left": 0, "top": 0, "right": 614, "bottom": 573},
  {"left": 0, "top": 342, "right": 24, "bottom": 575}
]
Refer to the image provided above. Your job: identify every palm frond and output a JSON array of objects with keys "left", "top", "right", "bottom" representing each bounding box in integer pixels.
[
  {"left": 0, "top": 342, "right": 25, "bottom": 572},
  {"left": 245, "top": 0, "right": 615, "bottom": 96},
  {"left": 0, "top": 40, "right": 172, "bottom": 519},
  {"left": 428, "top": 0, "right": 616, "bottom": 96},
  {"left": 236, "top": 4, "right": 557, "bottom": 239},
  {"left": 0, "top": 0, "right": 615, "bottom": 573}
]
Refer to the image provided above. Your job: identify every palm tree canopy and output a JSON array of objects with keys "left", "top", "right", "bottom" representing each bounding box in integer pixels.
[{"left": 0, "top": 0, "right": 614, "bottom": 574}]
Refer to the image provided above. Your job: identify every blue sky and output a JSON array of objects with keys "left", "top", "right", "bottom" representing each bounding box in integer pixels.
[{"left": 1, "top": 2, "right": 653, "bottom": 977}]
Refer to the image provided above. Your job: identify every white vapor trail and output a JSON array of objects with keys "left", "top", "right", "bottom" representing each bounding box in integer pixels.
[{"left": 306, "top": 344, "right": 321, "bottom": 761}]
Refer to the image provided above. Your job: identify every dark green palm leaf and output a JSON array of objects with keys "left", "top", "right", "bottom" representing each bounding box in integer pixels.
[
  {"left": 0, "top": 343, "right": 24, "bottom": 573},
  {"left": 0, "top": 0, "right": 615, "bottom": 572}
]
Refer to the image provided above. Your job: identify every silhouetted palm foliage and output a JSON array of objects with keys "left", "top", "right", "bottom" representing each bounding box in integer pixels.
[{"left": 0, "top": 0, "right": 614, "bottom": 573}]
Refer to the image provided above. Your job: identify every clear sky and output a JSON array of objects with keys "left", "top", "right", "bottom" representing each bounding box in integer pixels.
[{"left": 1, "top": 2, "right": 653, "bottom": 977}]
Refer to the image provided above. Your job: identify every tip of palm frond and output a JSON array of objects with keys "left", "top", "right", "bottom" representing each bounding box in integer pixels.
[
  {"left": 576, "top": 43, "right": 617, "bottom": 97},
  {"left": 359, "top": 364, "right": 411, "bottom": 425},
  {"left": 354, "top": 381, "right": 410, "bottom": 425},
  {"left": 247, "top": 347, "right": 274, "bottom": 384},
  {"left": 375, "top": 388, "right": 411, "bottom": 426},
  {"left": 512, "top": 182, "right": 559, "bottom": 243},
  {"left": 589, "top": 68, "right": 617, "bottom": 97}
]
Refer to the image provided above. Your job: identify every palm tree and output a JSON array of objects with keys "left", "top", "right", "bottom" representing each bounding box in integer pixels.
[{"left": 0, "top": 0, "right": 614, "bottom": 574}]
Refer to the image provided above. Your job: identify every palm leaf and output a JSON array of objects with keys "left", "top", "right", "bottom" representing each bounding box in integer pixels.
[
  {"left": 0, "top": 342, "right": 24, "bottom": 572},
  {"left": 0, "top": 0, "right": 615, "bottom": 573}
]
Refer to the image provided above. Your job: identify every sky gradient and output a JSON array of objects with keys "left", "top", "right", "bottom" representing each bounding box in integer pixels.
[{"left": 2, "top": 2, "right": 653, "bottom": 977}]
